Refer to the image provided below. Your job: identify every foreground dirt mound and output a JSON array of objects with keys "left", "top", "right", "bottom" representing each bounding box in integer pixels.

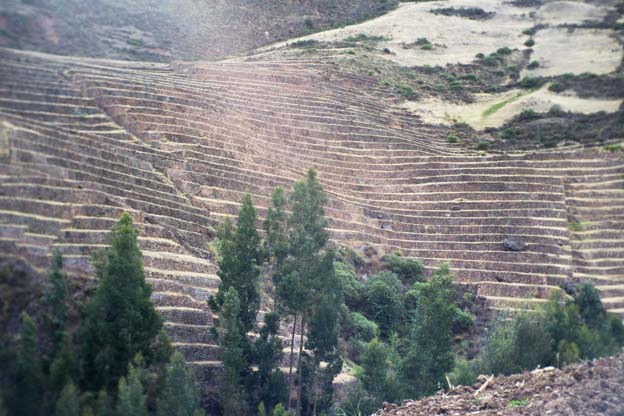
[{"left": 379, "top": 354, "right": 624, "bottom": 415}]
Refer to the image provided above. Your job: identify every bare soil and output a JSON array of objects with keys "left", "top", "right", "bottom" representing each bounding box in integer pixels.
[{"left": 378, "top": 353, "right": 624, "bottom": 416}]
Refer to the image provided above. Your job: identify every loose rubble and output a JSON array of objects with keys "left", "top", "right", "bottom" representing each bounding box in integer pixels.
[{"left": 378, "top": 354, "right": 624, "bottom": 415}]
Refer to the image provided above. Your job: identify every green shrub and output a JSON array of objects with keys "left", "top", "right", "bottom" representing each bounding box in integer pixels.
[
  {"left": 346, "top": 312, "right": 379, "bottom": 342},
  {"left": 382, "top": 254, "right": 424, "bottom": 283},
  {"left": 496, "top": 47, "right": 512, "bottom": 55},
  {"left": 448, "top": 133, "right": 460, "bottom": 144},
  {"left": 394, "top": 84, "right": 414, "bottom": 99},
  {"left": 335, "top": 262, "right": 362, "bottom": 308},
  {"left": 452, "top": 308, "right": 475, "bottom": 333},
  {"left": 557, "top": 339, "right": 580, "bottom": 365},
  {"left": 517, "top": 109, "right": 538, "bottom": 121},
  {"left": 524, "top": 38, "right": 535, "bottom": 47},
  {"left": 449, "top": 80, "right": 464, "bottom": 91},
  {"left": 574, "top": 283, "right": 607, "bottom": 329},
  {"left": 362, "top": 273, "right": 404, "bottom": 337},
  {"left": 460, "top": 74, "right": 479, "bottom": 82},
  {"left": 345, "top": 33, "right": 389, "bottom": 43},
  {"left": 482, "top": 312, "right": 554, "bottom": 375},
  {"left": 603, "top": 143, "right": 623, "bottom": 152},
  {"left": 415, "top": 37, "right": 433, "bottom": 50},
  {"left": 548, "top": 82, "right": 565, "bottom": 93},
  {"left": 506, "top": 65, "right": 519, "bottom": 74},
  {"left": 449, "top": 359, "right": 476, "bottom": 387},
  {"left": 607, "top": 313, "right": 624, "bottom": 345},
  {"left": 519, "top": 76, "right": 545, "bottom": 89},
  {"left": 476, "top": 140, "right": 490, "bottom": 150},
  {"left": 526, "top": 60, "right": 539, "bottom": 70}
]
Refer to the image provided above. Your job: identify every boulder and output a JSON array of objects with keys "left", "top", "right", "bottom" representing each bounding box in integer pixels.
[{"left": 503, "top": 238, "right": 527, "bottom": 251}]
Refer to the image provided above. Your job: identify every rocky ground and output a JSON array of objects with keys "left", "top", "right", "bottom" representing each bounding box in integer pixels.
[{"left": 378, "top": 354, "right": 624, "bottom": 415}]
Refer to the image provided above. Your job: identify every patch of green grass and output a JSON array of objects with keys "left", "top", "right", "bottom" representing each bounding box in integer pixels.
[
  {"left": 603, "top": 143, "right": 623, "bottom": 152},
  {"left": 568, "top": 221, "right": 586, "bottom": 232},
  {"left": 508, "top": 399, "right": 528, "bottom": 409},
  {"left": 482, "top": 92, "right": 528, "bottom": 118}
]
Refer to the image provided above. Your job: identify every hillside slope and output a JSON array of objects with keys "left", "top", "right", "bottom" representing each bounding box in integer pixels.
[
  {"left": 1, "top": 0, "right": 624, "bottom": 403},
  {"left": 0, "top": 0, "right": 397, "bottom": 61},
  {"left": 1, "top": 45, "right": 623, "bottom": 363}
]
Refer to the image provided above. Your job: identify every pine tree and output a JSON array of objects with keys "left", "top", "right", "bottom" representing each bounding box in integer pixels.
[
  {"left": 253, "top": 312, "right": 287, "bottom": 413},
  {"left": 44, "top": 251, "right": 78, "bottom": 394},
  {"left": 81, "top": 213, "right": 163, "bottom": 393},
  {"left": 211, "top": 194, "right": 262, "bottom": 333},
  {"left": 49, "top": 331, "right": 78, "bottom": 393},
  {"left": 400, "top": 263, "right": 456, "bottom": 398},
  {"left": 55, "top": 383, "right": 80, "bottom": 416},
  {"left": 47, "top": 250, "right": 69, "bottom": 357},
  {"left": 14, "top": 313, "right": 44, "bottom": 415},
  {"left": 218, "top": 287, "right": 248, "bottom": 416},
  {"left": 275, "top": 169, "right": 341, "bottom": 415},
  {"left": 156, "top": 352, "right": 203, "bottom": 416},
  {"left": 264, "top": 187, "right": 288, "bottom": 275},
  {"left": 116, "top": 364, "right": 147, "bottom": 416},
  {"left": 95, "top": 390, "right": 114, "bottom": 416},
  {"left": 360, "top": 339, "right": 389, "bottom": 402}
]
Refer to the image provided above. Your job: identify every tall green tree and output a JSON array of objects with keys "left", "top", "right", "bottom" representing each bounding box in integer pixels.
[
  {"left": 54, "top": 383, "right": 80, "bottom": 416},
  {"left": 575, "top": 283, "right": 607, "bottom": 329},
  {"left": 360, "top": 339, "right": 389, "bottom": 402},
  {"left": 218, "top": 287, "right": 248, "bottom": 416},
  {"left": 116, "top": 364, "right": 148, "bottom": 416},
  {"left": 81, "top": 213, "right": 163, "bottom": 393},
  {"left": 14, "top": 313, "right": 44, "bottom": 415},
  {"left": 46, "top": 250, "right": 70, "bottom": 357},
  {"left": 252, "top": 312, "right": 287, "bottom": 413},
  {"left": 264, "top": 186, "right": 288, "bottom": 270},
  {"left": 275, "top": 169, "right": 341, "bottom": 415},
  {"left": 156, "top": 352, "right": 203, "bottom": 416},
  {"left": 211, "top": 193, "right": 262, "bottom": 333},
  {"left": 264, "top": 187, "right": 289, "bottom": 314},
  {"left": 400, "top": 263, "right": 456, "bottom": 398}
]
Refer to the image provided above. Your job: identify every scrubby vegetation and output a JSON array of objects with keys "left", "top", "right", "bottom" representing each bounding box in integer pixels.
[
  {"left": 459, "top": 284, "right": 624, "bottom": 382},
  {"left": 430, "top": 7, "right": 495, "bottom": 20}
]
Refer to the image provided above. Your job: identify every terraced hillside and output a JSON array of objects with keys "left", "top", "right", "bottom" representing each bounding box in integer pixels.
[{"left": 0, "top": 45, "right": 623, "bottom": 394}]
